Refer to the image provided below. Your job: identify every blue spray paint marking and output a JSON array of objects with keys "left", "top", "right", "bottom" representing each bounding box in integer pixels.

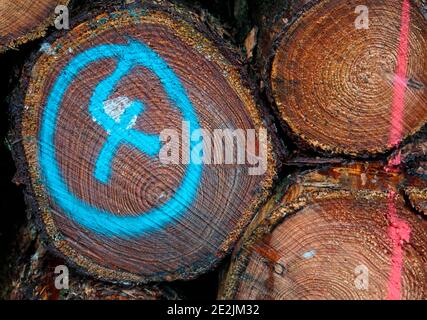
[
  {"left": 39, "top": 39, "right": 203, "bottom": 238},
  {"left": 90, "top": 60, "right": 161, "bottom": 184},
  {"left": 302, "top": 250, "right": 316, "bottom": 260}
]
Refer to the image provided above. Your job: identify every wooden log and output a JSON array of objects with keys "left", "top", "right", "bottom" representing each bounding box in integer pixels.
[
  {"left": 10, "top": 0, "right": 277, "bottom": 283},
  {"left": 4, "top": 220, "right": 180, "bottom": 300},
  {"left": 0, "top": 0, "right": 69, "bottom": 53},
  {"left": 253, "top": 0, "right": 427, "bottom": 155},
  {"left": 219, "top": 164, "right": 427, "bottom": 299}
]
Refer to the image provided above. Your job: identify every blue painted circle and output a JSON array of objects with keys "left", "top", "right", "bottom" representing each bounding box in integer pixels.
[{"left": 39, "top": 40, "right": 203, "bottom": 238}]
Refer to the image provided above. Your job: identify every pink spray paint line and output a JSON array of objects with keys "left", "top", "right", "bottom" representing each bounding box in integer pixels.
[
  {"left": 388, "top": 0, "right": 411, "bottom": 147},
  {"left": 386, "top": 151, "right": 402, "bottom": 170},
  {"left": 385, "top": 0, "right": 411, "bottom": 300},
  {"left": 386, "top": 191, "right": 411, "bottom": 300}
]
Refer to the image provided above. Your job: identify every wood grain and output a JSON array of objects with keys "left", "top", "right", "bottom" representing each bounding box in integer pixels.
[
  {"left": 0, "top": 0, "right": 69, "bottom": 52},
  {"left": 15, "top": 2, "right": 277, "bottom": 283},
  {"left": 220, "top": 164, "right": 427, "bottom": 299},
  {"left": 5, "top": 221, "right": 179, "bottom": 300},
  {"left": 269, "top": 0, "right": 427, "bottom": 155}
]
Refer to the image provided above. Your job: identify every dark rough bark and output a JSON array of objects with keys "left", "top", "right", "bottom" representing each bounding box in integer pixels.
[
  {"left": 3, "top": 219, "right": 181, "bottom": 300},
  {"left": 0, "top": 0, "right": 70, "bottom": 53}
]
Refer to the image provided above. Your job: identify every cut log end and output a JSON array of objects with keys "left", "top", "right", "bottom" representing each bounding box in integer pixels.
[
  {"left": 0, "top": 0, "right": 69, "bottom": 53},
  {"left": 270, "top": 0, "right": 427, "bottom": 155},
  {"left": 220, "top": 165, "right": 427, "bottom": 300},
  {"left": 17, "top": 6, "right": 276, "bottom": 283}
]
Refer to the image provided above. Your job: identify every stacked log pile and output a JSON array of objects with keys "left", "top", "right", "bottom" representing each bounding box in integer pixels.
[{"left": 1, "top": 0, "right": 425, "bottom": 300}]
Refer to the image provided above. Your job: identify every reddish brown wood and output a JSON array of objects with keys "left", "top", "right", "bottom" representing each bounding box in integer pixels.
[
  {"left": 266, "top": 0, "right": 427, "bottom": 155},
  {"left": 0, "top": 0, "right": 69, "bottom": 53},
  {"left": 220, "top": 164, "right": 427, "bottom": 300},
  {"left": 12, "top": 0, "right": 277, "bottom": 283}
]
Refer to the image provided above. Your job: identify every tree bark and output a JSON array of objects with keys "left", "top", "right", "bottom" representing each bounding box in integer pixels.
[
  {"left": 9, "top": 0, "right": 279, "bottom": 284},
  {"left": 389, "top": 133, "right": 427, "bottom": 177},
  {"left": 391, "top": 133, "right": 427, "bottom": 215},
  {"left": 405, "top": 186, "right": 427, "bottom": 216},
  {"left": 219, "top": 163, "right": 427, "bottom": 300}
]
